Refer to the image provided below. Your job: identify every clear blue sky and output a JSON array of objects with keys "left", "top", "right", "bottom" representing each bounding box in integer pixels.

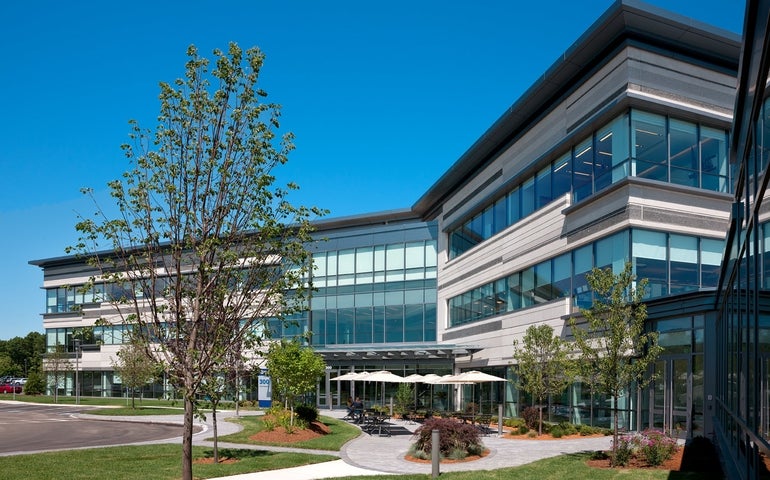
[{"left": 0, "top": 0, "right": 745, "bottom": 339}]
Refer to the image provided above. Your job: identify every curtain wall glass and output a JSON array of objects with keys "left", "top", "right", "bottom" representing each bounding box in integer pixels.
[{"left": 448, "top": 109, "right": 730, "bottom": 259}]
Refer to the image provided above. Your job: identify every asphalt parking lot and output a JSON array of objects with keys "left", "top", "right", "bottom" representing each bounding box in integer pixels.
[{"left": 0, "top": 402, "right": 185, "bottom": 455}]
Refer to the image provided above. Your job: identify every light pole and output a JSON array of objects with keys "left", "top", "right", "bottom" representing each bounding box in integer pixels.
[{"left": 73, "top": 339, "right": 81, "bottom": 405}]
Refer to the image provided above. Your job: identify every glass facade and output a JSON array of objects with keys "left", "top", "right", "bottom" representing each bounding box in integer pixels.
[
  {"left": 449, "top": 109, "right": 730, "bottom": 259},
  {"left": 46, "top": 325, "right": 131, "bottom": 352},
  {"left": 310, "top": 240, "right": 438, "bottom": 345},
  {"left": 717, "top": 90, "right": 770, "bottom": 474},
  {"left": 449, "top": 229, "right": 724, "bottom": 327},
  {"left": 45, "top": 280, "right": 167, "bottom": 314}
]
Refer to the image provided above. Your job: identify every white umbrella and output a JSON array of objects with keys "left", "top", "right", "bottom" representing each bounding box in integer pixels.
[
  {"left": 360, "top": 370, "right": 409, "bottom": 383},
  {"left": 436, "top": 374, "right": 475, "bottom": 384},
  {"left": 421, "top": 374, "right": 443, "bottom": 384},
  {"left": 439, "top": 371, "right": 507, "bottom": 413},
  {"left": 402, "top": 374, "right": 424, "bottom": 409},
  {"left": 357, "top": 371, "right": 408, "bottom": 409},
  {"left": 331, "top": 371, "right": 369, "bottom": 381},
  {"left": 424, "top": 374, "right": 467, "bottom": 411},
  {"left": 444, "top": 370, "right": 507, "bottom": 383}
]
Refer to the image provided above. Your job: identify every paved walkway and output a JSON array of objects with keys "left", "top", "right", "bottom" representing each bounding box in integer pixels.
[{"left": 76, "top": 407, "right": 612, "bottom": 479}]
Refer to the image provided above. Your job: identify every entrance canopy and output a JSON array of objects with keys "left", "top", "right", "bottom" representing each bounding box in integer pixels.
[{"left": 316, "top": 344, "right": 481, "bottom": 363}]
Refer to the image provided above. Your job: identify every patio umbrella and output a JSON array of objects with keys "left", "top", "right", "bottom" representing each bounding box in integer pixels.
[
  {"left": 330, "top": 371, "right": 369, "bottom": 381},
  {"left": 448, "top": 371, "right": 507, "bottom": 383},
  {"left": 331, "top": 371, "right": 370, "bottom": 406},
  {"left": 421, "top": 374, "right": 442, "bottom": 384},
  {"left": 403, "top": 374, "right": 425, "bottom": 409},
  {"left": 358, "top": 371, "right": 408, "bottom": 408},
  {"left": 359, "top": 370, "right": 408, "bottom": 383},
  {"left": 439, "top": 371, "right": 507, "bottom": 413}
]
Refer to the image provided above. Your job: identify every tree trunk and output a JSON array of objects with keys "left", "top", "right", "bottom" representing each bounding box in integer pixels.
[
  {"left": 538, "top": 402, "right": 543, "bottom": 436},
  {"left": 212, "top": 402, "right": 219, "bottom": 464},
  {"left": 611, "top": 393, "right": 619, "bottom": 465},
  {"left": 182, "top": 396, "right": 194, "bottom": 480}
]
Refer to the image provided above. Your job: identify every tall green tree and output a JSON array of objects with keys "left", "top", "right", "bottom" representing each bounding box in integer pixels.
[
  {"left": 569, "top": 262, "right": 662, "bottom": 466},
  {"left": 0, "top": 331, "right": 45, "bottom": 375},
  {"left": 0, "top": 355, "right": 15, "bottom": 378},
  {"left": 112, "top": 338, "right": 157, "bottom": 408},
  {"left": 513, "top": 324, "right": 572, "bottom": 435},
  {"left": 68, "top": 43, "right": 324, "bottom": 480},
  {"left": 265, "top": 339, "right": 326, "bottom": 425}
]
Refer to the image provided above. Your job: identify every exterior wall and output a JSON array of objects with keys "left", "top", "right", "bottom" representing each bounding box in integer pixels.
[
  {"left": 437, "top": 45, "right": 735, "bottom": 236},
  {"left": 436, "top": 44, "right": 736, "bottom": 368},
  {"left": 715, "top": 1, "right": 770, "bottom": 477}
]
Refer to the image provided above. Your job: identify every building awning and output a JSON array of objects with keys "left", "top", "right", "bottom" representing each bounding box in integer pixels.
[{"left": 315, "top": 344, "right": 481, "bottom": 362}]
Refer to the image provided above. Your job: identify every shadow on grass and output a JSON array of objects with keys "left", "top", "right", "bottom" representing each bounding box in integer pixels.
[{"left": 201, "top": 448, "right": 277, "bottom": 460}]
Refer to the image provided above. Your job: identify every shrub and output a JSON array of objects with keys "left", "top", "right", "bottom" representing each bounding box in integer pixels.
[
  {"left": 413, "top": 417, "right": 483, "bottom": 458},
  {"left": 22, "top": 370, "right": 45, "bottom": 395},
  {"left": 407, "top": 444, "right": 429, "bottom": 460},
  {"left": 262, "top": 415, "right": 277, "bottom": 431},
  {"left": 527, "top": 430, "right": 538, "bottom": 438},
  {"left": 465, "top": 402, "right": 479, "bottom": 415},
  {"left": 612, "top": 433, "right": 635, "bottom": 466},
  {"left": 264, "top": 406, "right": 295, "bottom": 432},
  {"left": 557, "top": 421, "right": 577, "bottom": 436},
  {"left": 637, "top": 429, "right": 678, "bottom": 466},
  {"left": 550, "top": 426, "right": 564, "bottom": 438},
  {"left": 518, "top": 425, "right": 529, "bottom": 435},
  {"left": 295, "top": 404, "right": 318, "bottom": 424},
  {"left": 448, "top": 448, "right": 467, "bottom": 460},
  {"left": 504, "top": 417, "right": 525, "bottom": 428},
  {"left": 521, "top": 406, "right": 540, "bottom": 430}
]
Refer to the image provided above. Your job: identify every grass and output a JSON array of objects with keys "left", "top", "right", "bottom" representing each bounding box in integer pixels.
[
  {"left": 0, "top": 444, "right": 336, "bottom": 480},
  {"left": 330, "top": 452, "right": 725, "bottom": 480},
  {"left": 0, "top": 394, "right": 182, "bottom": 407},
  {"left": 86, "top": 406, "right": 186, "bottom": 415},
  {"left": 217, "top": 414, "right": 361, "bottom": 450}
]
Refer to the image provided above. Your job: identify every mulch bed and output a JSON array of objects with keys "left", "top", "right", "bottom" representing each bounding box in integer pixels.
[
  {"left": 585, "top": 447, "right": 683, "bottom": 470},
  {"left": 405, "top": 449, "right": 490, "bottom": 464},
  {"left": 586, "top": 436, "right": 724, "bottom": 474},
  {"left": 248, "top": 420, "right": 331, "bottom": 443}
]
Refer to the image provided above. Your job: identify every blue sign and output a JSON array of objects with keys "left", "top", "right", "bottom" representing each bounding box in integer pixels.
[{"left": 258, "top": 370, "right": 272, "bottom": 408}]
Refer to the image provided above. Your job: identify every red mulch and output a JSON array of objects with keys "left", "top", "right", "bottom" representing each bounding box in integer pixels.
[
  {"left": 248, "top": 420, "right": 330, "bottom": 443},
  {"left": 405, "top": 449, "right": 490, "bottom": 464},
  {"left": 505, "top": 432, "right": 605, "bottom": 441},
  {"left": 585, "top": 447, "right": 683, "bottom": 470}
]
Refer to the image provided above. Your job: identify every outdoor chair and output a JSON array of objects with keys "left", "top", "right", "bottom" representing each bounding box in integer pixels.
[{"left": 476, "top": 414, "right": 492, "bottom": 435}]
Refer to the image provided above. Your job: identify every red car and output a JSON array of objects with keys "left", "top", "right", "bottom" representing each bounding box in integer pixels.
[{"left": 0, "top": 383, "right": 21, "bottom": 394}]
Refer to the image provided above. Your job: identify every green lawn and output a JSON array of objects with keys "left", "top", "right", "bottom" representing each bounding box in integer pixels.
[
  {"left": 0, "top": 394, "right": 182, "bottom": 407},
  {"left": 86, "top": 405, "right": 188, "bottom": 416},
  {"left": 0, "top": 448, "right": 721, "bottom": 480},
  {"left": 0, "top": 444, "right": 336, "bottom": 480},
  {"left": 332, "top": 452, "right": 724, "bottom": 480},
  {"left": 218, "top": 414, "right": 361, "bottom": 450}
]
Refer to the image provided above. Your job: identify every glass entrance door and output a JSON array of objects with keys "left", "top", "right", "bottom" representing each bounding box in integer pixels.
[{"left": 650, "top": 355, "right": 691, "bottom": 438}]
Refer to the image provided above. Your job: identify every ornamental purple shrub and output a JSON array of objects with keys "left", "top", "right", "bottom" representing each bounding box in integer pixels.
[
  {"left": 522, "top": 406, "right": 540, "bottom": 430},
  {"left": 413, "top": 417, "right": 483, "bottom": 457}
]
